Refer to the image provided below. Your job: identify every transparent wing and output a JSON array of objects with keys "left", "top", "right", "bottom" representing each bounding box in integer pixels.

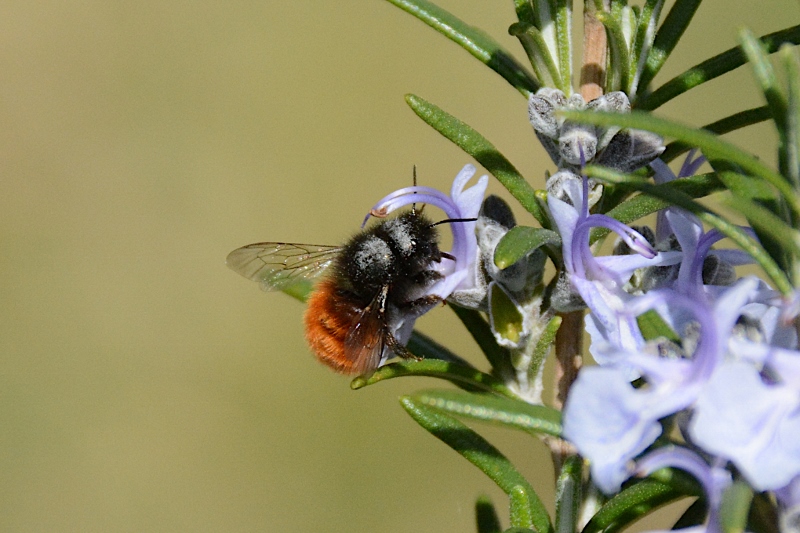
[
  {"left": 226, "top": 242, "right": 341, "bottom": 291},
  {"left": 344, "top": 285, "right": 395, "bottom": 374}
]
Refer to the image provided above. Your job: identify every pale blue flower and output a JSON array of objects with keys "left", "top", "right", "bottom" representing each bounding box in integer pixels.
[
  {"left": 548, "top": 174, "right": 681, "bottom": 363},
  {"left": 364, "top": 164, "right": 488, "bottom": 300},
  {"left": 636, "top": 446, "right": 731, "bottom": 533},
  {"left": 690, "top": 359, "right": 800, "bottom": 491},
  {"left": 563, "top": 286, "right": 723, "bottom": 493}
]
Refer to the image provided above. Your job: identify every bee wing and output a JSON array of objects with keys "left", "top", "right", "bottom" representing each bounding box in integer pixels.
[
  {"left": 344, "top": 285, "right": 393, "bottom": 374},
  {"left": 226, "top": 242, "right": 342, "bottom": 292}
]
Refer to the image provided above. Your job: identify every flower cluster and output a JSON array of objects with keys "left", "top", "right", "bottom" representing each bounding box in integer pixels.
[{"left": 561, "top": 154, "right": 800, "bottom": 531}]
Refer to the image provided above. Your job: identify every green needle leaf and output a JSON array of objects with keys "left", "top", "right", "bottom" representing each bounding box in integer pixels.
[
  {"left": 407, "top": 329, "right": 475, "bottom": 367},
  {"left": 660, "top": 106, "right": 771, "bottom": 164},
  {"left": 589, "top": 172, "right": 724, "bottom": 243},
  {"left": 553, "top": 0, "right": 573, "bottom": 92},
  {"left": 409, "top": 388, "right": 563, "bottom": 437},
  {"left": 724, "top": 195, "right": 800, "bottom": 261},
  {"left": 510, "top": 485, "right": 539, "bottom": 530},
  {"left": 385, "top": 0, "right": 538, "bottom": 95},
  {"left": 739, "top": 28, "right": 788, "bottom": 148},
  {"left": 782, "top": 45, "right": 800, "bottom": 189},
  {"left": 640, "top": 24, "right": 800, "bottom": 110},
  {"left": 512, "top": 0, "right": 536, "bottom": 26},
  {"left": 637, "top": 309, "right": 680, "bottom": 344},
  {"left": 720, "top": 481, "right": 753, "bottom": 533},
  {"left": 350, "top": 359, "right": 517, "bottom": 398},
  {"left": 495, "top": 227, "right": 561, "bottom": 269},
  {"left": 509, "top": 22, "right": 561, "bottom": 90},
  {"left": 636, "top": 0, "right": 703, "bottom": 95},
  {"left": 406, "top": 94, "right": 549, "bottom": 226},
  {"left": 597, "top": 12, "right": 630, "bottom": 93},
  {"left": 476, "top": 496, "right": 503, "bottom": 533},
  {"left": 582, "top": 471, "right": 702, "bottom": 533},
  {"left": 555, "top": 456, "right": 582, "bottom": 533},
  {"left": 561, "top": 109, "right": 800, "bottom": 219},
  {"left": 400, "top": 396, "right": 553, "bottom": 533},
  {"left": 747, "top": 492, "right": 781, "bottom": 533}
]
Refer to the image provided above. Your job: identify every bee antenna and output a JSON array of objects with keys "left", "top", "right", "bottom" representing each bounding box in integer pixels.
[{"left": 430, "top": 217, "right": 478, "bottom": 227}]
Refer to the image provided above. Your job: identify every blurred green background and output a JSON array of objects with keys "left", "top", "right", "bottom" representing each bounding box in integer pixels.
[{"left": 0, "top": 1, "right": 796, "bottom": 531}]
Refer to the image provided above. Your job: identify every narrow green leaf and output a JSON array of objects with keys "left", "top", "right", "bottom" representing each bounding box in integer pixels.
[
  {"left": 386, "top": 0, "right": 538, "bottom": 96},
  {"left": 740, "top": 29, "right": 787, "bottom": 127},
  {"left": 450, "top": 300, "right": 514, "bottom": 375},
  {"left": 561, "top": 109, "right": 800, "bottom": 219},
  {"left": 555, "top": 456, "right": 582, "bottom": 533},
  {"left": 597, "top": 12, "right": 630, "bottom": 93},
  {"left": 495, "top": 227, "right": 562, "bottom": 269},
  {"left": 724, "top": 195, "right": 800, "bottom": 260},
  {"left": 510, "top": 485, "right": 538, "bottom": 530},
  {"left": 476, "top": 496, "right": 503, "bottom": 533},
  {"left": 782, "top": 45, "right": 800, "bottom": 189},
  {"left": 350, "top": 358, "right": 517, "bottom": 397},
  {"left": 640, "top": 24, "right": 800, "bottom": 110},
  {"left": 510, "top": 22, "right": 561, "bottom": 90},
  {"left": 747, "top": 492, "right": 781, "bottom": 533},
  {"left": 582, "top": 472, "right": 702, "bottom": 533},
  {"left": 553, "top": 0, "right": 573, "bottom": 93},
  {"left": 410, "top": 388, "right": 563, "bottom": 436},
  {"left": 739, "top": 28, "right": 788, "bottom": 149},
  {"left": 712, "top": 162, "right": 792, "bottom": 276},
  {"left": 504, "top": 529, "right": 536, "bottom": 533},
  {"left": 660, "top": 106, "right": 772, "bottom": 164},
  {"left": 406, "top": 94, "right": 549, "bottom": 226},
  {"left": 407, "top": 329, "right": 474, "bottom": 367},
  {"left": 636, "top": 0, "right": 703, "bottom": 93},
  {"left": 629, "top": 0, "right": 664, "bottom": 96},
  {"left": 513, "top": 0, "right": 536, "bottom": 26},
  {"left": 400, "top": 397, "right": 554, "bottom": 533},
  {"left": 583, "top": 164, "right": 794, "bottom": 295},
  {"left": 589, "top": 172, "right": 724, "bottom": 243},
  {"left": 720, "top": 481, "right": 753, "bottom": 533},
  {"left": 636, "top": 309, "right": 680, "bottom": 343}
]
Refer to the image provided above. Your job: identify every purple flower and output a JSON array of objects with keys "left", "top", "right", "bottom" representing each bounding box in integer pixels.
[
  {"left": 688, "top": 292, "right": 800, "bottom": 494},
  {"left": 563, "top": 288, "right": 718, "bottom": 493},
  {"left": 636, "top": 446, "right": 731, "bottom": 533},
  {"left": 364, "top": 164, "right": 488, "bottom": 300},
  {"left": 548, "top": 172, "right": 681, "bottom": 362},
  {"left": 565, "top": 273, "right": 800, "bottom": 498},
  {"left": 690, "top": 360, "right": 800, "bottom": 491}
]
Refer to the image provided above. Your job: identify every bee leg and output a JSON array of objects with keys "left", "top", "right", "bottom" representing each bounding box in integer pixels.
[{"left": 385, "top": 333, "right": 422, "bottom": 362}]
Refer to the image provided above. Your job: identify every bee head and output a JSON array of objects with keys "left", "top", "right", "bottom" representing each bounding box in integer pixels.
[{"left": 384, "top": 212, "right": 441, "bottom": 270}]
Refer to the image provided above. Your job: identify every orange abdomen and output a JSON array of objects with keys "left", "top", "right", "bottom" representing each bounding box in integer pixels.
[{"left": 303, "top": 279, "right": 365, "bottom": 374}]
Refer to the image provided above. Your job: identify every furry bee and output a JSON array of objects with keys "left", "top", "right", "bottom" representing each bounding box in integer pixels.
[{"left": 226, "top": 210, "right": 447, "bottom": 375}]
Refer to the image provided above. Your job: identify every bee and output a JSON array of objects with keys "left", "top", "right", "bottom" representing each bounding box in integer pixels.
[{"left": 226, "top": 210, "right": 449, "bottom": 375}]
